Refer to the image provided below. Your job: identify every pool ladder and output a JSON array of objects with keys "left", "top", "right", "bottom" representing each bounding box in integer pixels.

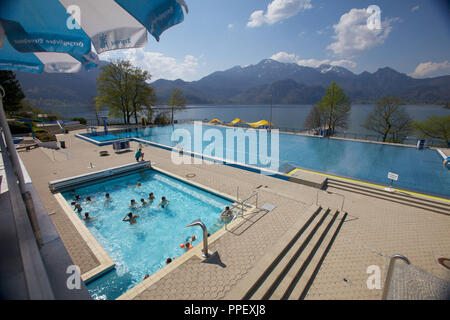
[{"left": 382, "top": 254, "right": 411, "bottom": 300}]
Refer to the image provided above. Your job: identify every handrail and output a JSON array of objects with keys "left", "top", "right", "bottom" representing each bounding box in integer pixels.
[
  {"left": 225, "top": 192, "right": 258, "bottom": 230},
  {"left": 382, "top": 254, "right": 410, "bottom": 300}
]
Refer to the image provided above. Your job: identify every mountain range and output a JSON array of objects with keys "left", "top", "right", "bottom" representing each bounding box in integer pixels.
[{"left": 15, "top": 58, "right": 450, "bottom": 107}]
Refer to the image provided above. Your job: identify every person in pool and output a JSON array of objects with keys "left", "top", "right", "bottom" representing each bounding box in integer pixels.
[
  {"left": 148, "top": 192, "right": 155, "bottom": 203},
  {"left": 105, "top": 193, "right": 112, "bottom": 201},
  {"left": 158, "top": 196, "right": 170, "bottom": 209},
  {"left": 86, "top": 196, "right": 93, "bottom": 202},
  {"left": 128, "top": 182, "right": 142, "bottom": 188},
  {"left": 135, "top": 148, "right": 144, "bottom": 162},
  {"left": 122, "top": 212, "right": 140, "bottom": 224},
  {"left": 220, "top": 206, "right": 233, "bottom": 221},
  {"left": 83, "top": 212, "right": 96, "bottom": 222},
  {"left": 75, "top": 194, "right": 81, "bottom": 201},
  {"left": 140, "top": 198, "right": 147, "bottom": 206},
  {"left": 130, "top": 199, "right": 137, "bottom": 208},
  {"left": 74, "top": 203, "right": 83, "bottom": 213}
]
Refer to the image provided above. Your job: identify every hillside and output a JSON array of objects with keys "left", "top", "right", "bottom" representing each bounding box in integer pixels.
[{"left": 15, "top": 59, "right": 450, "bottom": 107}]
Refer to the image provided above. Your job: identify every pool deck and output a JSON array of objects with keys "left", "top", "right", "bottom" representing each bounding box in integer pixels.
[{"left": 18, "top": 128, "right": 450, "bottom": 300}]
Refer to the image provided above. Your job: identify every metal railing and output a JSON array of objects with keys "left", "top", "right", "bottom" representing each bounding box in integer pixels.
[
  {"left": 382, "top": 254, "right": 411, "bottom": 300},
  {"left": 316, "top": 189, "right": 345, "bottom": 212}
]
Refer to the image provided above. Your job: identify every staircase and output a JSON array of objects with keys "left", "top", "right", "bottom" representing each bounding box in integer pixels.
[
  {"left": 326, "top": 178, "right": 450, "bottom": 216},
  {"left": 226, "top": 205, "right": 347, "bottom": 300}
]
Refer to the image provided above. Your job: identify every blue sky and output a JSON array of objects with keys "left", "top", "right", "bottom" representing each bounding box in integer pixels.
[{"left": 101, "top": 0, "right": 450, "bottom": 81}]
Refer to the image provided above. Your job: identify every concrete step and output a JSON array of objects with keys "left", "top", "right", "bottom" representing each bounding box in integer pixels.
[
  {"left": 288, "top": 211, "right": 347, "bottom": 300},
  {"left": 224, "top": 205, "right": 321, "bottom": 300},
  {"left": 326, "top": 179, "right": 450, "bottom": 216},
  {"left": 225, "top": 205, "right": 346, "bottom": 301},
  {"left": 266, "top": 210, "right": 339, "bottom": 300},
  {"left": 249, "top": 207, "right": 330, "bottom": 300}
]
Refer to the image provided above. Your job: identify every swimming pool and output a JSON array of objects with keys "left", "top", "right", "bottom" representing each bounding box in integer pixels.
[
  {"left": 78, "top": 123, "right": 450, "bottom": 199},
  {"left": 61, "top": 168, "right": 233, "bottom": 300}
]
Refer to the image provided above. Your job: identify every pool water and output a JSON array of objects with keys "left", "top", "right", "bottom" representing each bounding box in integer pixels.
[
  {"left": 81, "top": 124, "right": 450, "bottom": 198},
  {"left": 61, "top": 169, "right": 232, "bottom": 300}
]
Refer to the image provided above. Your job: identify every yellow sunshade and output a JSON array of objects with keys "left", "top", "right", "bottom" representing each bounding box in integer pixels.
[
  {"left": 229, "top": 118, "right": 244, "bottom": 125},
  {"left": 209, "top": 118, "right": 222, "bottom": 123},
  {"left": 246, "top": 120, "right": 275, "bottom": 128}
]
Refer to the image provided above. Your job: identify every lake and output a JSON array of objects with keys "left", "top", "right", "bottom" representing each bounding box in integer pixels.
[{"left": 39, "top": 104, "right": 449, "bottom": 135}]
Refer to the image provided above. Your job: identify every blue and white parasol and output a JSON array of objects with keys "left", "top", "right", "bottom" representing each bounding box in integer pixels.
[{"left": 0, "top": 0, "right": 188, "bottom": 73}]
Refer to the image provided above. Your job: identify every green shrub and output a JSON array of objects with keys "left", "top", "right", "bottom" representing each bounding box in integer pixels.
[
  {"left": 8, "top": 121, "right": 31, "bottom": 134},
  {"left": 35, "top": 132, "right": 56, "bottom": 142},
  {"left": 153, "top": 112, "right": 170, "bottom": 125},
  {"left": 71, "top": 117, "right": 87, "bottom": 125}
]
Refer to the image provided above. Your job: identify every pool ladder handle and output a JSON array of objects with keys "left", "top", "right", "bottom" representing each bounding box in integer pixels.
[
  {"left": 185, "top": 219, "right": 209, "bottom": 258},
  {"left": 381, "top": 254, "right": 411, "bottom": 300},
  {"left": 225, "top": 191, "right": 258, "bottom": 230}
]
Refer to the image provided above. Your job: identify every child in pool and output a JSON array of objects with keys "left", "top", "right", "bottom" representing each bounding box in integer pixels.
[
  {"left": 158, "top": 196, "right": 170, "bottom": 209},
  {"left": 122, "top": 212, "right": 140, "bottom": 224}
]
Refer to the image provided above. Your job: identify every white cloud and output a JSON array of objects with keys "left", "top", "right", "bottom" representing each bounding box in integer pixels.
[
  {"left": 228, "top": 23, "right": 234, "bottom": 29},
  {"left": 99, "top": 49, "right": 199, "bottom": 81},
  {"left": 411, "top": 5, "right": 420, "bottom": 12},
  {"left": 247, "top": 0, "right": 312, "bottom": 27},
  {"left": 270, "top": 51, "right": 357, "bottom": 69},
  {"left": 327, "top": 8, "right": 398, "bottom": 57},
  {"left": 410, "top": 61, "right": 450, "bottom": 78},
  {"left": 270, "top": 51, "right": 299, "bottom": 63}
]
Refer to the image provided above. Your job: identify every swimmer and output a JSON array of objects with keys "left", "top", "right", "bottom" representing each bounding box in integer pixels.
[
  {"left": 184, "top": 241, "right": 191, "bottom": 252},
  {"left": 220, "top": 206, "right": 233, "bottom": 221},
  {"left": 75, "top": 195, "right": 80, "bottom": 200},
  {"left": 166, "top": 258, "right": 172, "bottom": 264},
  {"left": 129, "top": 182, "right": 142, "bottom": 188},
  {"left": 148, "top": 192, "right": 155, "bottom": 202},
  {"left": 86, "top": 196, "right": 92, "bottom": 202},
  {"left": 122, "top": 212, "right": 140, "bottom": 224},
  {"left": 105, "top": 193, "right": 112, "bottom": 201},
  {"left": 83, "top": 212, "right": 96, "bottom": 222},
  {"left": 74, "top": 203, "right": 83, "bottom": 213},
  {"left": 158, "top": 196, "right": 170, "bottom": 209},
  {"left": 130, "top": 199, "right": 137, "bottom": 208},
  {"left": 140, "top": 198, "right": 147, "bottom": 206}
]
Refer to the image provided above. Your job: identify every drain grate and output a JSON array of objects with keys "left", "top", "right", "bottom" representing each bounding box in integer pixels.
[{"left": 437, "top": 258, "right": 450, "bottom": 270}]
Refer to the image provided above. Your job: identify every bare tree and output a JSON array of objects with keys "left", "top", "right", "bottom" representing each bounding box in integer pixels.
[{"left": 364, "top": 96, "right": 412, "bottom": 142}]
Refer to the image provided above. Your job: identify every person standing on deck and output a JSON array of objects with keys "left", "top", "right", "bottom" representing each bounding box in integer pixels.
[{"left": 135, "top": 148, "right": 144, "bottom": 162}]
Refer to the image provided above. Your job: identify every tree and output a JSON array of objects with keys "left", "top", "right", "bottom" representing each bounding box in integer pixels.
[
  {"left": 142, "top": 87, "right": 157, "bottom": 124},
  {"left": 95, "top": 60, "right": 156, "bottom": 125},
  {"left": 413, "top": 115, "right": 450, "bottom": 147},
  {"left": 316, "top": 81, "right": 351, "bottom": 136},
  {"left": 129, "top": 68, "right": 155, "bottom": 125},
  {"left": 0, "top": 70, "right": 25, "bottom": 113},
  {"left": 363, "top": 97, "right": 412, "bottom": 142},
  {"left": 304, "top": 105, "right": 325, "bottom": 131},
  {"left": 168, "top": 88, "right": 186, "bottom": 125}
]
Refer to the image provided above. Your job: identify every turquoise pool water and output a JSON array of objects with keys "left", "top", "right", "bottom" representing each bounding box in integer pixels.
[
  {"left": 61, "top": 168, "right": 232, "bottom": 300},
  {"left": 80, "top": 124, "right": 450, "bottom": 198}
]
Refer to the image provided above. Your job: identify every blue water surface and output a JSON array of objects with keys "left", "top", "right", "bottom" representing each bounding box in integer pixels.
[
  {"left": 62, "top": 169, "right": 232, "bottom": 300},
  {"left": 81, "top": 124, "right": 450, "bottom": 198}
]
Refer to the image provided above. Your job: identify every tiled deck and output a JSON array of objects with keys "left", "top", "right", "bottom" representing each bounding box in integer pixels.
[{"left": 18, "top": 129, "right": 450, "bottom": 299}]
